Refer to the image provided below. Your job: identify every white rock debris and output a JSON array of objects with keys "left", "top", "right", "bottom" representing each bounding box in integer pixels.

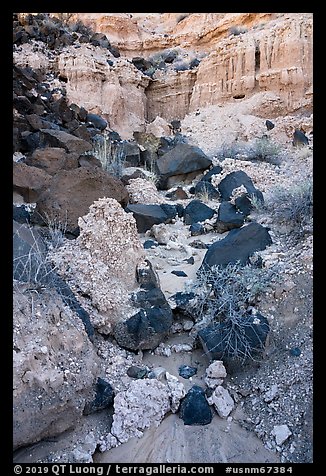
[
  {"left": 272, "top": 424, "right": 292, "bottom": 445},
  {"left": 204, "top": 361, "right": 227, "bottom": 389},
  {"left": 165, "top": 372, "right": 186, "bottom": 413},
  {"left": 110, "top": 379, "right": 171, "bottom": 443},
  {"left": 263, "top": 384, "right": 279, "bottom": 403},
  {"left": 51, "top": 198, "right": 146, "bottom": 333},
  {"left": 208, "top": 386, "right": 235, "bottom": 418},
  {"left": 126, "top": 178, "right": 167, "bottom": 205}
]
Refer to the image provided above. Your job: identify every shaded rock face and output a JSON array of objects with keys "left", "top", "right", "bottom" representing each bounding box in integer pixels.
[
  {"left": 193, "top": 181, "right": 219, "bottom": 200},
  {"left": 13, "top": 162, "right": 52, "bottom": 202},
  {"left": 13, "top": 286, "right": 99, "bottom": 449},
  {"left": 25, "top": 147, "right": 79, "bottom": 175},
  {"left": 200, "top": 222, "right": 272, "bottom": 270},
  {"left": 31, "top": 167, "right": 129, "bottom": 233},
  {"left": 156, "top": 143, "right": 212, "bottom": 190},
  {"left": 198, "top": 313, "right": 270, "bottom": 362},
  {"left": 179, "top": 385, "right": 212, "bottom": 426}
]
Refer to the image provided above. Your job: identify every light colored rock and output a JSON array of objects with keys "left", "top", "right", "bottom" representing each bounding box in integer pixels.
[
  {"left": 145, "top": 116, "right": 172, "bottom": 137},
  {"left": 57, "top": 45, "right": 150, "bottom": 139},
  {"left": 171, "top": 343, "right": 193, "bottom": 353},
  {"left": 204, "top": 377, "right": 224, "bottom": 389},
  {"left": 13, "top": 285, "right": 99, "bottom": 449},
  {"left": 51, "top": 198, "right": 146, "bottom": 333},
  {"left": 111, "top": 379, "right": 171, "bottom": 443},
  {"left": 165, "top": 372, "right": 186, "bottom": 413},
  {"left": 148, "top": 367, "right": 167, "bottom": 381},
  {"left": 263, "top": 384, "right": 279, "bottom": 403},
  {"left": 272, "top": 424, "right": 292, "bottom": 445},
  {"left": 205, "top": 360, "right": 227, "bottom": 379},
  {"left": 207, "top": 386, "right": 235, "bottom": 418},
  {"left": 126, "top": 178, "right": 166, "bottom": 205}
]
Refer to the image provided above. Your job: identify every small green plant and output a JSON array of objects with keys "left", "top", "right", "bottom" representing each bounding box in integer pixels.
[{"left": 265, "top": 180, "right": 313, "bottom": 239}]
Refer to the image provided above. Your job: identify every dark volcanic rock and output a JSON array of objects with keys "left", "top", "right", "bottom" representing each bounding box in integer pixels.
[
  {"left": 178, "top": 365, "right": 197, "bottom": 379},
  {"left": 126, "top": 366, "right": 148, "bottom": 379},
  {"left": 193, "top": 181, "right": 219, "bottom": 200},
  {"left": 198, "top": 313, "right": 270, "bottom": 361},
  {"left": 114, "top": 260, "right": 173, "bottom": 350},
  {"left": 31, "top": 167, "right": 129, "bottom": 233},
  {"left": 157, "top": 144, "right": 212, "bottom": 189},
  {"left": 265, "top": 120, "right": 275, "bottom": 131},
  {"left": 86, "top": 113, "right": 107, "bottom": 131},
  {"left": 78, "top": 154, "right": 102, "bottom": 169},
  {"left": 179, "top": 386, "right": 212, "bottom": 426},
  {"left": 113, "top": 306, "right": 173, "bottom": 351},
  {"left": 184, "top": 200, "right": 215, "bottom": 225},
  {"left": 126, "top": 204, "right": 172, "bottom": 233},
  {"left": 143, "top": 240, "right": 159, "bottom": 249},
  {"left": 200, "top": 222, "right": 272, "bottom": 270},
  {"left": 218, "top": 171, "right": 264, "bottom": 203},
  {"left": 189, "top": 223, "right": 205, "bottom": 236},
  {"left": 199, "top": 165, "right": 223, "bottom": 183},
  {"left": 83, "top": 378, "right": 114, "bottom": 415},
  {"left": 165, "top": 187, "right": 188, "bottom": 200},
  {"left": 215, "top": 201, "right": 245, "bottom": 231},
  {"left": 292, "top": 129, "right": 309, "bottom": 147},
  {"left": 13, "top": 205, "right": 31, "bottom": 224},
  {"left": 171, "top": 270, "right": 188, "bottom": 277},
  {"left": 234, "top": 194, "right": 254, "bottom": 216},
  {"left": 39, "top": 129, "right": 92, "bottom": 155}
]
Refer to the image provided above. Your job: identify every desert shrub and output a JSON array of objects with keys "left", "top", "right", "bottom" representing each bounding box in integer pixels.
[
  {"left": 248, "top": 136, "right": 281, "bottom": 164},
  {"left": 265, "top": 180, "right": 313, "bottom": 238},
  {"left": 229, "top": 25, "right": 248, "bottom": 36},
  {"left": 188, "top": 262, "right": 277, "bottom": 361},
  {"left": 13, "top": 222, "right": 64, "bottom": 290},
  {"left": 193, "top": 262, "right": 276, "bottom": 324},
  {"left": 213, "top": 140, "right": 251, "bottom": 160},
  {"left": 213, "top": 137, "right": 281, "bottom": 164},
  {"left": 89, "top": 133, "right": 126, "bottom": 178}
]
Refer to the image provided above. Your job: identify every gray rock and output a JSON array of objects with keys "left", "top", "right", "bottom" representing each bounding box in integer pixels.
[
  {"left": 184, "top": 200, "right": 215, "bottom": 225},
  {"left": 157, "top": 144, "right": 212, "bottom": 189},
  {"left": 126, "top": 204, "right": 172, "bottom": 233},
  {"left": 200, "top": 222, "right": 272, "bottom": 269},
  {"left": 179, "top": 385, "right": 212, "bottom": 426},
  {"left": 216, "top": 201, "right": 245, "bottom": 231},
  {"left": 218, "top": 171, "right": 264, "bottom": 203}
]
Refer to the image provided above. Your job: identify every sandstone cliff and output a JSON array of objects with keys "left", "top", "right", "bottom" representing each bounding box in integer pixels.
[{"left": 16, "top": 12, "right": 313, "bottom": 142}]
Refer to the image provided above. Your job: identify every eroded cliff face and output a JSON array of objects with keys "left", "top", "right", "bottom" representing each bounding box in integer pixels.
[
  {"left": 56, "top": 45, "right": 150, "bottom": 138},
  {"left": 69, "top": 13, "right": 312, "bottom": 130},
  {"left": 146, "top": 14, "right": 312, "bottom": 122},
  {"left": 20, "top": 13, "right": 311, "bottom": 140}
]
